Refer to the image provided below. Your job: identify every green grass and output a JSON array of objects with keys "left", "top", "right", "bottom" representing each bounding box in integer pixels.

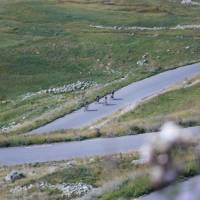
[
  {"left": 0, "top": 129, "right": 99, "bottom": 147},
  {"left": 40, "top": 153, "right": 139, "bottom": 187},
  {"left": 122, "top": 83, "right": 200, "bottom": 120},
  {"left": 0, "top": 0, "right": 200, "bottom": 133},
  {"left": 98, "top": 162, "right": 200, "bottom": 200},
  {"left": 43, "top": 165, "right": 100, "bottom": 186},
  {"left": 94, "top": 145, "right": 200, "bottom": 200},
  {"left": 98, "top": 175, "right": 152, "bottom": 200}
]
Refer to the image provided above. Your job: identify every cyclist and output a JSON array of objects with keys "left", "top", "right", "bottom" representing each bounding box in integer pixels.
[
  {"left": 111, "top": 90, "right": 115, "bottom": 99},
  {"left": 96, "top": 95, "right": 100, "bottom": 103},
  {"left": 104, "top": 96, "right": 108, "bottom": 105},
  {"left": 84, "top": 101, "right": 89, "bottom": 111}
]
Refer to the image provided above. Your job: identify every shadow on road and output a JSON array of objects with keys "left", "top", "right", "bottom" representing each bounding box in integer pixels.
[
  {"left": 86, "top": 109, "right": 98, "bottom": 112},
  {"left": 104, "top": 103, "right": 116, "bottom": 106},
  {"left": 113, "top": 98, "right": 123, "bottom": 101}
]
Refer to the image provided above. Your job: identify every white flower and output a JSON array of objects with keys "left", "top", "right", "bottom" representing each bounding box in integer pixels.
[
  {"left": 140, "top": 144, "right": 154, "bottom": 162},
  {"left": 151, "top": 166, "right": 164, "bottom": 183},
  {"left": 160, "top": 122, "right": 181, "bottom": 144},
  {"left": 181, "top": 0, "right": 192, "bottom": 5}
]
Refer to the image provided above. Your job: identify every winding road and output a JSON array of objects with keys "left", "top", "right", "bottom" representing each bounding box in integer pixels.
[
  {"left": 30, "top": 62, "right": 200, "bottom": 134},
  {"left": 0, "top": 63, "right": 199, "bottom": 166},
  {"left": 0, "top": 126, "right": 199, "bottom": 166}
]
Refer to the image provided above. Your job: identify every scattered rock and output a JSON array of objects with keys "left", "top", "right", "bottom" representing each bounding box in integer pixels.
[
  {"left": 131, "top": 158, "right": 147, "bottom": 165},
  {"left": 36, "top": 182, "right": 93, "bottom": 198},
  {"left": 10, "top": 121, "right": 16, "bottom": 126},
  {"left": 20, "top": 81, "right": 96, "bottom": 101},
  {"left": 66, "top": 160, "right": 77, "bottom": 168},
  {"left": 90, "top": 23, "right": 200, "bottom": 32},
  {"left": 5, "top": 171, "right": 25, "bottom": 182},
  {"left": 89, "top": 158, "right": 95, "bottom": 163},
  {"left": 10, "top": 184, "right": 33, "bottom": 194},
  {"left": 90, "top": 24, "right": 165, "bottom": 31},
  {"left": 153, "top": 34, "right": 159, "bottom": 37},
  {"left": 181, "top": 0, "right": 192, "bottom": 5},
  {"left": 137, "top": 59, "right": 148, "bottom": 66},
  {"left": 1, "top": 100, "right": 9, "bottom": 105},
  {"left": 172, "top": 24, "right": 200, "bottom": 30},
  {"left": 185, "top": 46, "right": 191, "bottom": 50},
  {"left": 52, "top": 183, "right": 93, "bottom": 198},
  {"left": 38, "top": 182, "right": 48, "bottom": 190},
  {"left": 142, "top": 53, "right": 148, "bottom": 59},
  {"left": 0, "top": 120, "right": 23, "bottom": 133},
  {"left": 46, "top": 81, "right": 95, "bottom": 94}
]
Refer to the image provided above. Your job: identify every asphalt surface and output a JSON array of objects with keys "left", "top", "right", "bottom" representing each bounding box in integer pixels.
[
  {"left": 138, "top": 176, "right": 200, "bottom": 200},
  {"left": 0, "top": 126, "right": 199, "bottom": 166},
  {"left": 30, "top": 62, "right": 200, "bottom": 134}
]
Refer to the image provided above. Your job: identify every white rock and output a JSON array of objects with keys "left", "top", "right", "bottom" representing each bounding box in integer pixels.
[
  {"left": 66, "top": 160, "right": 77, "bottom": 168},
  {"left": 131, "top": 158, "right": 147, "bottom": 165},
  {"left": 139, "top": 144, "right": 154, "bottom": 162},
  {"left": 137, "top": 59, "right": 148, "bottom": 66},
  {"left": 48, "top": 183, "right": 93, "bottom": 198},
  {"left": 181, "top": 0, "right": 192, "bottom": 5}
]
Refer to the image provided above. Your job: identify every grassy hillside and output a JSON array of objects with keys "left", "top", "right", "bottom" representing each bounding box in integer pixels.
[
  {"left": 0, "top": 80, "right": 199, "bottom": 148},
  {"left": 102, "top": 80, "right": 200, "bottom": 136},
  {"left": 0, "top": 0, "right": 200, "bottom": 133}
]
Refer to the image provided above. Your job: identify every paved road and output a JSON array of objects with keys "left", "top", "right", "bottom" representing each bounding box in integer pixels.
[
  {"left": 30, "top": 62, "right": 200, "bottom": 134},
  {"left": 0, "top": 126, "right": 199, "bottom": 166},
  {"left": 138, "top": 175, "right": 200, "bottom": 200}
]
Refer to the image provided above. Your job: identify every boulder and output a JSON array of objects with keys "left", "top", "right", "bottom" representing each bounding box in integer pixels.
[
  {"left": 66, "top": 160, "right": 77, "bottom": 168},
  {"left": 5, "top": 171, "right": 25, "bottom": 182}
]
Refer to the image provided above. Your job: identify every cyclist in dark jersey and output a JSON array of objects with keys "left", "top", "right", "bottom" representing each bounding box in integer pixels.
[
  {"left": 96, "top": 95, "right": 100, "bottom": 103},
  {"left": 84, "top": 101, "right": 89, "bottom": 111},
  {"left": 111, "top": 90, "right": 115, "bottom": 99},
  {"left": 104, "top": 96, "right": 108, "bottom": 105}
]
